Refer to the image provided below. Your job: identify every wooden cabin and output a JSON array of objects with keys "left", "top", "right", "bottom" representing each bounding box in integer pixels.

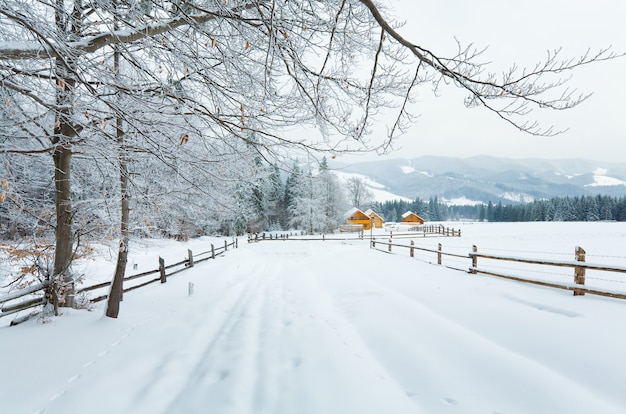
[
  {"left": 401, "top": 211, "right": 425, "bottom": 225},
  {"left": 345, "top": 207, "right": 372, "bottom": 230},
  {"left": 365, "top": 209, "right": 384, "bottom": 229}
]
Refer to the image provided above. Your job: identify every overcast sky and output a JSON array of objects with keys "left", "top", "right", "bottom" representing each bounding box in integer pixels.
[{"left": 338, "top": 0, "right": 626, "bottom": 164}]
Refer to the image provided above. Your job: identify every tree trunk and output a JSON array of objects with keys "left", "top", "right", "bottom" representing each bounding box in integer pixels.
[
  {"left": 48, "top": 0, "right": 81, "bottom": 313},
  {"left": 106, "top": 35, "right": 129, "bottom": 318},
  {"left": 52, "top": 134, "right": 74, "bottom": 312},
  {"left": 106, "top": 119, "right": 129, "bottom": 318}
]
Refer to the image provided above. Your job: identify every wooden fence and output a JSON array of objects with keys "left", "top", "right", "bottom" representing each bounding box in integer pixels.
[
  {"left": 371, "top": 239, "right": 626, "bottom": 301},
  {"left": 0, "top": 238, "right": 238, "bottom": 325},
  {"left": 248, "top": 225, "right": 461, "bottom": 243}
]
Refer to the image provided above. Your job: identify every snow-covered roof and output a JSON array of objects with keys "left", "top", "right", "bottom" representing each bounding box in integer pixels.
[
  {"left": 401, "top": 211, "right": 416, "bottom": 218},
  {"left": 344, "top": 207, "right": 365, "bottom": 219},
  {"left": 365, "top": 209, "right": 383, "bottom": 219}
]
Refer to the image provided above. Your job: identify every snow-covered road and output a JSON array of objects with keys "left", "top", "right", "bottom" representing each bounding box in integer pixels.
[{"left": 2, "top": 236, "right": 626, "bottom": 414}]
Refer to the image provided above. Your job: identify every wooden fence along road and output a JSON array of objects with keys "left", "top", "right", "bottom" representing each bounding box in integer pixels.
[
  {"left": 248, "top": 224, "right": 462, "bottom": 242},
  {"left": 4, "top": 228, "right": 626, "bottom": 326},
  {"left": 0, "top": 239, "right": 238, "bottom": 325},
  {"left": 372, "top": 239, "right": 626, "bottom": 301},
  {"left": 249, "top": 227, "right": 626, "bottom": 301}
]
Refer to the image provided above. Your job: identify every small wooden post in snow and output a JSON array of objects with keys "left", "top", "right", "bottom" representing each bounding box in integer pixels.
[
  {"left": 574, "top": 246, "right": 586, "bottom": 296},
  {"left": 438, "top": 243, "right": 442, "bottom": 265},
  {"left": 388, "top": 239, "right": 392, "bottom": 253},
  {"left": 211, "top": 244, "right": 215, "bottom": 259},
  {"left": 159, "top": 257, "right": 166, "bottom": 283},
  {"left": 187, "top": 249, "right": 194, "bottom": 268},
  {"left": 410, "top": 240, "right": 414, "bottom": 257},
  {"left": 470, "top": 245, "right": 478, "bottom": 274}
]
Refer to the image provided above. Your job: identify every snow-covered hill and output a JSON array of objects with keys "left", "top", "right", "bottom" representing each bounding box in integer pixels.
[
  {"left": 2, "top": 222, "right": 626, "bottom": 414},
  {"left": 332, "top": 156, "right": 626, "bottom": 204},
  {"left": 332, "top": 170, "right": 411, "bottom": 203}
]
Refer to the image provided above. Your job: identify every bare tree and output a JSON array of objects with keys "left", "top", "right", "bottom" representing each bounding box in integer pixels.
[{"left": 346, "top": 177, "right": 374, "bottom": 210}]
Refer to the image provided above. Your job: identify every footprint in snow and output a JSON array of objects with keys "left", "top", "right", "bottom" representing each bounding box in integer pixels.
[
  {"left": 49, "top": 390, "right": 67, "bottom": 401},
  {"left": 67, "top": 373, "right": 81, "bottom": 383},
  {"left": 443, "top": 397, "right": 459, "bottom": 405}
]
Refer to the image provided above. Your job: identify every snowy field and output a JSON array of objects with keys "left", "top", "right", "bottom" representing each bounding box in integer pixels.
[{"left": 2, "top": 222, "right": 626, "bottom": 414}]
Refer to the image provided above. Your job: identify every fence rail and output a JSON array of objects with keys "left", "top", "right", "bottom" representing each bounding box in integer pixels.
[
  {"left": 371, "top": 239, "right": 626, "bottom": 301},
  {"left": 248, "top": 225, "right": 461, "bottom": 243},
  {"left": 1, "top": 238, "right": 238, "bottom": 325}
]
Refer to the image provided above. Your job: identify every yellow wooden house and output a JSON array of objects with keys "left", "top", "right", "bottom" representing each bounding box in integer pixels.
[
  {"left": 401, "top": 211, "right": 425, "bottom": 225},
  {"left": 344, "top": 207, "right": 372, "bottom": 230},
  {"left": 365, "top": 209, "right": 384, "bottom": 229}
]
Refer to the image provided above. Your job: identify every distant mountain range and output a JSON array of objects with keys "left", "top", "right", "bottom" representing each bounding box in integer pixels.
[{"left": 331, "top": 156, "right": 626, "bottom": 205}]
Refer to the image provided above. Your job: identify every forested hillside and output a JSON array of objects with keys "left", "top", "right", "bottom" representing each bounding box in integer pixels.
[{"left": 373, "top": 195, "right": 626, "bottom": 222}]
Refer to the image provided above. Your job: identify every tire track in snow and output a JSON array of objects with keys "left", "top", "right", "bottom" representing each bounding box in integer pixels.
[{"left": 155, "top": 257, "right": 279, "bottom": 413}]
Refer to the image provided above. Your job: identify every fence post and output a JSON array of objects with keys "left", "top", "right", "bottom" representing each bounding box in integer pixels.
[
  {"left": 235, "top": 238, "right": 238, "bottom": 249},
  {"left": 388, "top": 239, "right": 392, "bottom": 253},
  {"left": 225, "top": 240, "right": 228, "bottom": 252},
  {"left": 371, "top": 238, "right": 376, "bottom": 249},
  {"left": 470, "top": 245, "right": 478, "bottom": 274},
  {"left": 574, "top": 246, "right": 586, "bottom": 296},
  {"left": 410, "top": 240, "right": 414, "bottom": 257},
  {"left": 159, "top": 257, "right": 166, "bottom": 283},
  {"left": 211, "top": 244, "right": 215, "bottom": 259},
  {"left": 187, "top": 249, "right": 194, "bottom": 268},
  {"left": 438, "top": 243, "right": 442, "bottom": 265}
]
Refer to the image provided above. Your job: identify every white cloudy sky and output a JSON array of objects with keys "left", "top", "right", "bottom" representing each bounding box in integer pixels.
[{"left": 338, "top": 0, "right": 626, "bottom": 163}]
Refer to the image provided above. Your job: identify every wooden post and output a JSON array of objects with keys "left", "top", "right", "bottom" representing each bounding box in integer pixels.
[
  {"left": 470, "top": 245, "right": 478, "bottom": 274},
  {"left": 187, "top": 249, "right": 194, "bottom": 268},
  {"left": 410, "top": 240, "right": 414, "bottom": 257},
  {"left": 236, "top": 238, "right": 238, "bottom": 249},
  {"left": 574, "top": 246, "right": 586, "bottom": 296},
  {"left": 438, "top": 243, "right": 442, "bottom": 265},
  {"left": 159, "top": 257, "right": 166, "bottom": 283},
  {"left": 224, "top": 240, "right": 228, "bottom": 252},
  {"left": 211, "top": 244, "right": 215, "bottom": 259},
  {"left": 371, "top": 238, "right": 376, "bottom": 248},
  {"left": 388, "top": 239, "right": 392, "bottom": 252}
]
